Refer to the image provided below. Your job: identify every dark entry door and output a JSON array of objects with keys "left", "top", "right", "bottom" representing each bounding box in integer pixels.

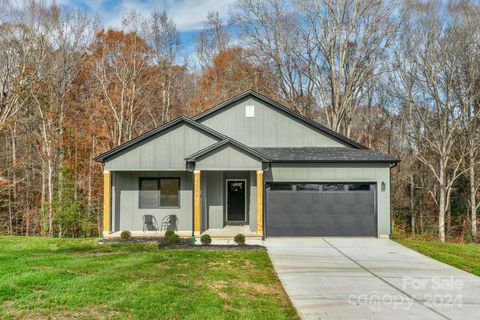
[
  {"left": 227, "top": 180, "right": 246, "bottom": 223},
  {"left": 265, "top": 182, "right": 376, "bottom": 236}
]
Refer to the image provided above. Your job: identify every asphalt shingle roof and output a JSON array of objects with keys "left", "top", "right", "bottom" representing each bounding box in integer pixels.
[{"left": 253, "top": 147, "right": 399, "bottom": 163}]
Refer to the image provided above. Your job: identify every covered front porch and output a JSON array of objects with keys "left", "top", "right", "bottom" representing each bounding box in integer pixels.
[
  {"left": 102, "top": 168, "right": 264, "bottom": 240},
  {"left": 101, "top": 138, "right": 268, "bottom": 240},
  {"left": 104, "top": 225, "right": 261, "bottom": 240}
]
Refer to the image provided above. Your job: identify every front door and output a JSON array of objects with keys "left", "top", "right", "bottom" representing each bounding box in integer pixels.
[{"left": 226, "top": 180, "right": 246, "bottom": 224}]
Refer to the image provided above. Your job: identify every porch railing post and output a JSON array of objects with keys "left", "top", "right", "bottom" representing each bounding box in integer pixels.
[
  {"left": 103, "top": 170, "right": 111, "bottom": 237},
  {"left": 256, "top": 170, "right": 263, "bottom": 236},
  {"left": 194, "top": 170, "right": 201, "bottom": 236}
]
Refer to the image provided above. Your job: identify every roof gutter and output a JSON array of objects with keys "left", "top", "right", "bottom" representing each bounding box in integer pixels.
[{"left": 268, "top": 159, "right": 401, "bottom": 164}]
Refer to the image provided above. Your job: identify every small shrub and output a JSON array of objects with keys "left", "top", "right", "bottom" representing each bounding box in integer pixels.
[
  {"left": 120, "top": 230, "right": 132, "bottom": 240},
  {"left": 234, "top": 234, "right": 246, "bottom": 246},
  {"left": 188, "top": 236, "right": 196, "bottom": 245},
  {"left": 464, "top": 232, "right": 475, "bottom": 244},
  {"left": 167, "top": 233, "right": 180, "bottom": 245},
  {"left": 165, "top": 230, "right": 175, "bottom": 239},
  {"left": 200, "top": 234, "right": 212, "bottom": 246}
]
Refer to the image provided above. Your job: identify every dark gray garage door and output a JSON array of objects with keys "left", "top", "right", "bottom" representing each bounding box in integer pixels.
[{"left": 265, "top": 183, "right": 376, "bottom": 237}]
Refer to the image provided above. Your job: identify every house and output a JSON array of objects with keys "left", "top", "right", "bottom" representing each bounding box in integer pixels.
[{"left": 94, "top": 90, "right": 399, "bottom": 239}]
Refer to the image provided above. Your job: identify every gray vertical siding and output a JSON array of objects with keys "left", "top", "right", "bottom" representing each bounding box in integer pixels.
[
  {"left": 198, "top": 96, "right": 347, "bottom": 147},
  {"left": 195, "top": 145, "right": 262, "bottom": 170},
  {"left": 249, "top": 171, "right": 257, "bottom": 231},
  {"left": 105, "top": 123, "right": 219, "bottom": 171},
  {"left": 203, "top": 171, "right": 257, "bottom": 232},
  {"left": 112, "top": 171, "right": 193, "bottom": 232},
  {"left": 205, "top": 171, "right": 223, "bottom": 229},
  {"left": 201, "top": 174, "right": 208, "bottom": 232},
  {"left": 267, "top": 163, "right": 391, "bottom": 236},
  {"left": 112, "top": 170, "right": 259, "bottom": 233}
]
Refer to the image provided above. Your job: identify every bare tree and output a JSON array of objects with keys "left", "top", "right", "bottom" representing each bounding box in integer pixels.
[
  {"left": 196, "top": 11, "right": 230, "bottom": 70},
  {"left": 233, "top": 0, "right": 397, "bottom": 134},
  {"left": 297, "top": 0, "right": 398, "bottom": 136},
  {"left": 232, "top": 0, "right": 316, "bottom": 116},
  {"left": 394, "top": 0, "right": 480, "bottom": 242},
  {"left": 450, "top": 1, "right": 480, "bottom": 241},
  {"left": 0, "top": 4, "right": 29, "bottom": 133},
  {"left": 146, "top": 11, "right": 182, "bottom": 124},
  {"left": 88, "top": 28, "right": 151, "bottom": 146}
]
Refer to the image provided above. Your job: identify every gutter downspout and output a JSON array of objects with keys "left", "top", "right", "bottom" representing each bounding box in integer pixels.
[
  {"left": 389, "top": 161, "right": 399, "bottom": 239},
  {"left": 186, "top": 162, "right": 195, "bottom": 237},
  {"left": 261, "top": 162, "right": 271, "bottom": 240}
]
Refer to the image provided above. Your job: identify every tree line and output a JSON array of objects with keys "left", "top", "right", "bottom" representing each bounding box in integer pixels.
[{"left": 0, "top": 0, "right": 479, "bottom": 242}]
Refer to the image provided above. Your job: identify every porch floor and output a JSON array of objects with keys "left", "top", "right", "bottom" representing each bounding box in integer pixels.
[
  {"left": 201, "top": 225, "right": 261, "bottom": 240},
  {"left": 105, "top": 230, "right": 192, "bottom": 239}
]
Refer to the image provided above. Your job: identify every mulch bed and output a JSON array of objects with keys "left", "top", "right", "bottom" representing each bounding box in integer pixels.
[
  {"left": 98, "top": 238, "right": 161, "bottom": 244},
  {"left": 158, "top": 244, "right": 265, "bottom": 250},
  {"left": 98, "top": 238, "right": 265, "bottom": 250}
]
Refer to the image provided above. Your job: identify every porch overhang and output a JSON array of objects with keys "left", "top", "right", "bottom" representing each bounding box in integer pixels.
[{"left": 185, "top": 138, "right": 270, "bottom": 171}]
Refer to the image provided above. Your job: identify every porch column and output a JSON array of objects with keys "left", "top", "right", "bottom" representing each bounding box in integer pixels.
[
  {"left": 193, "top": 170, "right": 201, "bottom": 236},
  {"left": 256, "top": 170, "right": 263, "bottom": 236},
  {"left": 103, "top": 170, "right": 111, "bottom": 237}
]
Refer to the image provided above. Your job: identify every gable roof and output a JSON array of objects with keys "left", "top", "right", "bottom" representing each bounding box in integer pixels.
[
  {"left": 254, "top": 147, "right": 400, "bottom": 163},
  {"left": 192, "top": 90, "right": 367, "bottom": 150},
  {"left": 94, "top": 116, "right": 226, "bottom": 163},
  {"left": 186, "top": 138, "right": 271, "bottom": 162}
]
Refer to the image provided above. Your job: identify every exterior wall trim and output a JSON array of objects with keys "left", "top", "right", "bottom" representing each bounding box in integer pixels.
[
  {"left": 256, "top": 170, "right": 263, "bottom": 236},
  {"left": 193, "top": 170, "right": 201, "bottom": 236},
  {"left": 103, "top": 171, "right": 111, "bottom": 237}
]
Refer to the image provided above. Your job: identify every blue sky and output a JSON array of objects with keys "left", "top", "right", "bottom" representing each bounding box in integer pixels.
[{"left": 54, "top": 0, "right": 236, "bottom": 58}]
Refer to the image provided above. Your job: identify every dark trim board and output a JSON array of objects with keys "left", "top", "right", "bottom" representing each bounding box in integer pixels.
[{"left": 270, "top": 160, "right": 400, "bottom": 164}]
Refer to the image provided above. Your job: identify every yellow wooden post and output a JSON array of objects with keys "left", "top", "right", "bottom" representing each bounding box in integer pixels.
[
  {"left": 103, "top": 171, "right": 111, "bottom": 237},
  {"left": 194, "top": 170, "right": 201, "bottom": 235},
  {"left": 256, "top": 170, "right": 263, "bottom": 235}
]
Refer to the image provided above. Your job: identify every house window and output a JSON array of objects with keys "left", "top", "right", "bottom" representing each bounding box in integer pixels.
[
  {"left": 245, "top": 105, "right": 255, "bottom": 117},
  {"left": 268, "top": 183, "right": 293, "bottom": 191},
  {"left": 348, "top": 184, "right": 371, "bottom": 191},
  {"left": 296, "top": 183, "right": 320, "bottom": 191},
  {"left": 322, "top": 183, "right": 345, "bottom": 191},
  {"left": 139, "top": 178, "right": 180, "bottom": 208}
]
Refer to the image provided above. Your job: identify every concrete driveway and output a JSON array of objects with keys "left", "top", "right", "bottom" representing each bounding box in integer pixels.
[{"left": 265, "top": 238, "right": 480, "bottom": 320}]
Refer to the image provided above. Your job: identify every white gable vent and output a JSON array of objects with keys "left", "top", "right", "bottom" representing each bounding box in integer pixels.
[{"left": 245, "top": 105, "right": 255, "bottom": 117}]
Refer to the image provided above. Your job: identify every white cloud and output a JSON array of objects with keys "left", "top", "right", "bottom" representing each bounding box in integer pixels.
[{"left": 59, "top": 0, "right": 236, "bottom": 31}]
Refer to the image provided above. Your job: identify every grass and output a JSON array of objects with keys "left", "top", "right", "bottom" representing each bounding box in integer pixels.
[
  {"left": 0, "top": 236, "right": 298, "bottom": 320},
  {"left": 397, "top": 238, "right": 480, "bottom": 277}
]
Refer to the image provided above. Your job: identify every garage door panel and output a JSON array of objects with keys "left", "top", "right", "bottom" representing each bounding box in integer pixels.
[{"left": 266, "top": 184, "right": 376, "bottom": 237}]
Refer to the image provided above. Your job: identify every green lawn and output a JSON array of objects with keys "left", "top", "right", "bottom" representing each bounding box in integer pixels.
[
  {"left": 397, "top": 239, "right": 480, "bottom": 277},
  {"left": 0, "top": 237, "right": 298, "bottom": 320}
]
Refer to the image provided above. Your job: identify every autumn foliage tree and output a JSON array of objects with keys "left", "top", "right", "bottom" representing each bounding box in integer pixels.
[
  {"left": 85, "top": 29, "right": 152, "bottom": 147},
  {"left": 192, "top": 47, "right": 278, "bottom": 113}
]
